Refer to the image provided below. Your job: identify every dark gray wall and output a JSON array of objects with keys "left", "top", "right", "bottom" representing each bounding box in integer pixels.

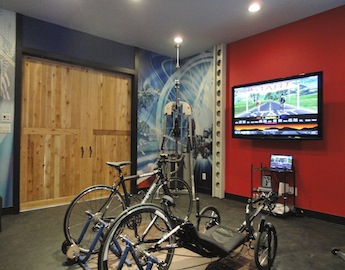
[{"left": 22, "top": 16, "right": 136, "bottom": 71}]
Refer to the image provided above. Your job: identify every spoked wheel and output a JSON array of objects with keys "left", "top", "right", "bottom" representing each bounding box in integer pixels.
[
  {"left": 196, "top": 206, "right": 221, "bottom": 233},
  {"left": 63, "top": 185, "right": 126, "bottom": 254},
  {"left": 254, "top": 224, "right": 278, "bottom": 270},
  {"left": 150, "top": 177, "right": 193, "bottom": 220},
  {"left": 98, "top": 203, "right": 176, "bottom": 270}
]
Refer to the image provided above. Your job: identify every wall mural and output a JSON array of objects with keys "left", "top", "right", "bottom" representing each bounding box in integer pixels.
[
  {"left": 0, "top": 9, "right": 16, "bottom": 208},
  {"left": 137, "top": 49, "right": 214, "bottom": 190}
]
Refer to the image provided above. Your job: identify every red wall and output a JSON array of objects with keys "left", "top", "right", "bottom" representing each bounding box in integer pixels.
[{"left": 226, "top": 5, "right": 345, "bottom": 218}]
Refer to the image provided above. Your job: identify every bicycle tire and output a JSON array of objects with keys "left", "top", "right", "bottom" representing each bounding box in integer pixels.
[
  {"left": 63, "top": 185, "right": 126, "bottom": 254},
  {"left": 196, "top": 206, "right": 221, "bottom": 233},
  {"left": 254, "top": 223, "right": 278, "bottom": 270},
  {"left": 150, "top": 177, "right": 193, "bottom": 220},
  {"left": 98, "top": 203, "right": 175, "bottom": 270}
]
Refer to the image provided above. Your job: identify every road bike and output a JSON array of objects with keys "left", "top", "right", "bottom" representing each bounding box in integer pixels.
[{"left": 61, "top": 154, "right": 193, "bottom": 265}]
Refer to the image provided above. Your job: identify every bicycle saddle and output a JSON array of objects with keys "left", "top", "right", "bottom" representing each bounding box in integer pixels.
[{"left": 106, "top": 161, "right": 131, "bottom": 168}]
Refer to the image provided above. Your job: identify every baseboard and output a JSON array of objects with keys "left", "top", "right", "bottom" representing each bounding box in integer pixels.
[
  {"left": 1, "top": 207, "right": 16, "bottom": 215},
  {"left": 224, "top": 193, "right": 248, "bottom": 203},
  {"left": 224, "top": 192, "right": 345, "bottom": 225},
  {"left": 299, "top": 209, "right": 345, "bottom": 225},
  {"left": 196, "top": 186, "right": 212, "bottom": 195}
]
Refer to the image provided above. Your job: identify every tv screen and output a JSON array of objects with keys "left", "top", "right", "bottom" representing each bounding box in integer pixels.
[{"left": 232, "top": 71, "right": 323, "bottom": 140}]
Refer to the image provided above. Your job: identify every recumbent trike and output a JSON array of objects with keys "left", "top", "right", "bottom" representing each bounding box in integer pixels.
[{"left": 97, "top": 190, "right": 278, "bottom": 270}]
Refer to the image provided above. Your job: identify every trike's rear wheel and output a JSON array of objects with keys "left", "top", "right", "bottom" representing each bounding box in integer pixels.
[
  {"left": 254, "top": 223, "right": 277, "bottom": 270},
  {"left": 196, "top": 206, "right": 221, "bottom": 233},
  {"left": 150, "top": 177, "right": 193, "bottom": 220}
]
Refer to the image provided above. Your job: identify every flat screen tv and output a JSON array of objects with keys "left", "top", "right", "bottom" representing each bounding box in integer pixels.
[{"left": 232, "top": 71, "right": 323, "bottom": 140}]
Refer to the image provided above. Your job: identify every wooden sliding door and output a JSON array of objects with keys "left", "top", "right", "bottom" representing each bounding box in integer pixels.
[{"left": 20, "top": 56, "right": 132, "bottom": 210}]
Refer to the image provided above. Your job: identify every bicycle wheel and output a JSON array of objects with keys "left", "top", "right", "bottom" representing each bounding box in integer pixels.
[
  {"left": 98, "top": 203, "right": 175, "bottom": 270},
  {"left": 150, "top": 177, "right": 193, "bottom": 220},
  {"left": 254, "top": 223, "right": 278, "bottom": 270},
  {"left": 63, "top": 185, "right": 126, "bottom": 254},
  {"left": 196, "top": 206, "right": 221, "bottom": 233}
]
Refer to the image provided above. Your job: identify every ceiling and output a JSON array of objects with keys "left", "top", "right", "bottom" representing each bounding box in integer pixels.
[{"left": 1, "top": 0, "right": 344, "bottom": 58}]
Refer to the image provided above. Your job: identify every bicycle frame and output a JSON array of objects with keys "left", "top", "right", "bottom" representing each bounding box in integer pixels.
[
  {"left": 111, "top": 154, "right": 183, "bottom": 203},
  {"left": 66, "top": 169, "right": 165, "bottom": 250},
  {"left": 103, "top": 154, "right": 185, "bottom": 215}
]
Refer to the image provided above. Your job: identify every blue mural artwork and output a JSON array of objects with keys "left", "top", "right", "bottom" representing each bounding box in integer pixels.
[
  {"left": 137, "top": 49, "right": 214, "bottom": 188},
  {"left": 0, "top": 9, "right": 16, "bottom": 208}
]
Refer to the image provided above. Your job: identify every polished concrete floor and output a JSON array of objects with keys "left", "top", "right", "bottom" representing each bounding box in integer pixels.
[{"left": 0, "top": 193, "right": 345, "bottom": 270}]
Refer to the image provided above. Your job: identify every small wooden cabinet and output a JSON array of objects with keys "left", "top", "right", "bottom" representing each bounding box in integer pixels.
[{"left": 251, "top": 164, "right": 296, "bottom": 216}]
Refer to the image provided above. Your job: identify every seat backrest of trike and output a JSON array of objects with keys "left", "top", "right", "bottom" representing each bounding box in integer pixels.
[
  {"left": 179, "top": 223, "right": 246, "bottom": 258},
  {"left": 202, "top": 225, "right": 246, "bottom": 256},
  {"left": 179, "top": 223, "right": 229, "bottom": 258}
]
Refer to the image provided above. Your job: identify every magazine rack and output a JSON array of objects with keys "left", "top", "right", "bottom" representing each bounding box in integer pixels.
[{"left": 251, "top": 164, "right": 296, "bottom": 216}]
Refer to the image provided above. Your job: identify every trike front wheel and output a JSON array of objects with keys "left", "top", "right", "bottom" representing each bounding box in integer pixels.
[
  {"left": 150, "top": 177, "right": 193, "bottom": 220},
  {"left": 254, "top": 223, "right": 277, "bottom": 270},
  {"left": 196, "top": 206, "right": 221, "bottom": 233}
]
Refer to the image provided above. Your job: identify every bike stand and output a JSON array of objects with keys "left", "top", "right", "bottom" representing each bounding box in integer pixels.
[
  {"left": 78, "top": 261, "right": 90, "bottom": 270},
  {"left": 78, "top": 259, "right": 93, "bottom": 270},
  {"left": 332, "top": 248, "right": 345, "bottom": 262}
]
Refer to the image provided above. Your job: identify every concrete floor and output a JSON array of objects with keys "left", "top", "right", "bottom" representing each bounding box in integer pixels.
[{"left": 0, "top": 194, "right": 345, "bottom": 270}]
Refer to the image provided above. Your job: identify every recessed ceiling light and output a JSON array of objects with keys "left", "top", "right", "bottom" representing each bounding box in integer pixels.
[
  {"left": 174, "top": 37, "right": 183, "bottom": 44},
  {"left": 248, "top": 3, "right": 261, "bottom": 13}
]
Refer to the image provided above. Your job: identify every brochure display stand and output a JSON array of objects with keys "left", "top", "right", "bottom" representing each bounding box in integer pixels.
[{"left": 251, "top": 164, "right": 296, "bottom": 216}]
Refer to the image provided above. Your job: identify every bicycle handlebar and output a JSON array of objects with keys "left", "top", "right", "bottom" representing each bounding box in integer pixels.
[
  {"left": 251, "top": 191, "right": 278, "bottom": 205},
  {"left": 158, "top": 153, "right": 185, "bottom": 164},
  {"left": 240, "top": 191, "right": 278, "bottom": 232}
]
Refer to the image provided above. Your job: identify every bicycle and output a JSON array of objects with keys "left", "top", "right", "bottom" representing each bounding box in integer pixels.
[
  {"left": 98, "top": 190, "right": 278, "bottom": 270},
  {"left": 61, "top": 153, "right": 193, "bottom": 263}
]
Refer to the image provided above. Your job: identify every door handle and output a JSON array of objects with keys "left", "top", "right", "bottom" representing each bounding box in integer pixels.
[
  {"left": 89, "top": 146, "right": 92, "bottom": 158},
  {"left": 81, "top": 146, "right": 84, "bottom": 158}
]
